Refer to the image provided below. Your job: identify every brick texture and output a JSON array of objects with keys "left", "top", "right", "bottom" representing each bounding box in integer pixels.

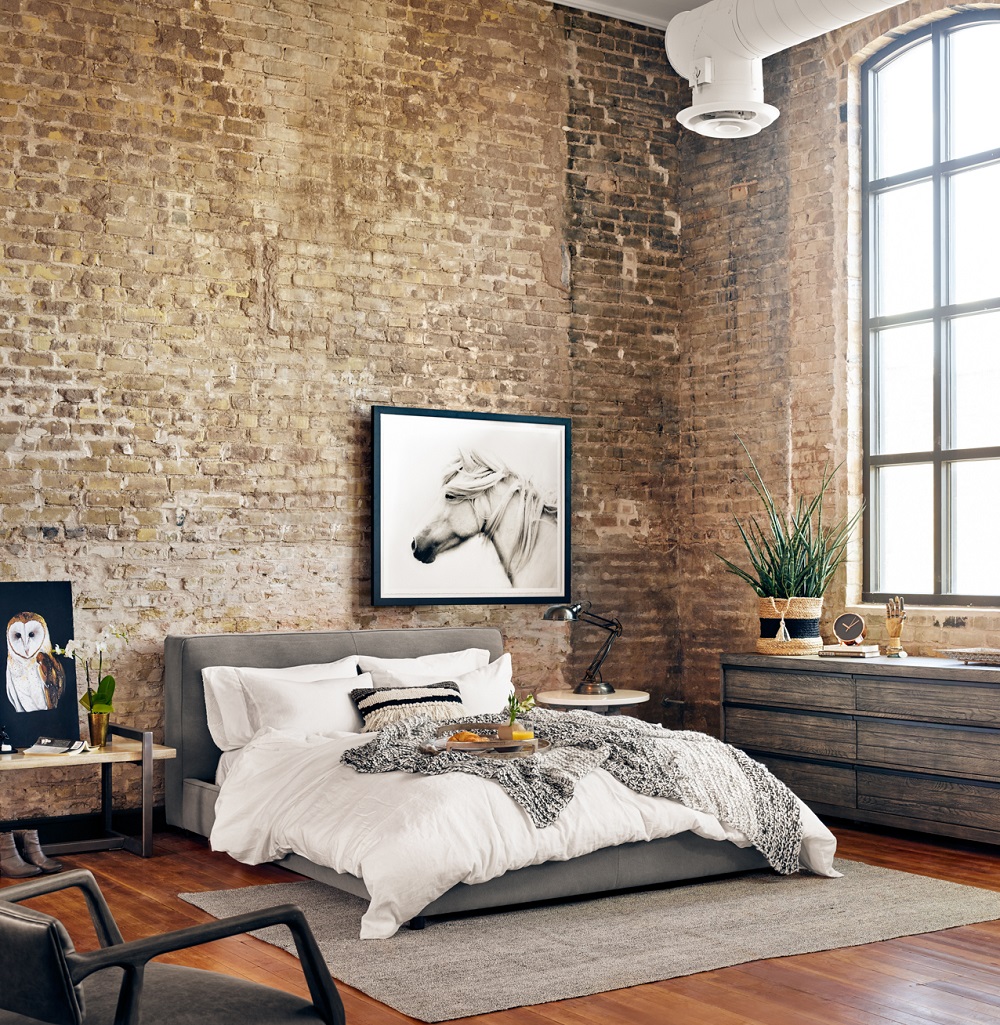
[
  {"left": 672, "top": 0, "right": 1000, "bottom": 734},
  {"left": 0, "top": 0, "right": 682, "bottom": 818},
  {"left": 2, "top": 0, "right": 995, "bottom": 821}
]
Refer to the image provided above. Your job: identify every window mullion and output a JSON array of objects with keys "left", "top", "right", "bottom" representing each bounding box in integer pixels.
[{"left": 932, "top": 26, "right": 945, "bottom": 596}]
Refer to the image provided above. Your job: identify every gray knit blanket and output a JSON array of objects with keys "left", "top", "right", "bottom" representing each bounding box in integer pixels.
[{"left": 342, "top": 708, "right": 803, "bottom": 875}]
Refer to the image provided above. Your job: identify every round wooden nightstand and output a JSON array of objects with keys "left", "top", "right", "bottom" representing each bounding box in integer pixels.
[{"left": 535, "top": 689, "right": 650, "bottom": 715}]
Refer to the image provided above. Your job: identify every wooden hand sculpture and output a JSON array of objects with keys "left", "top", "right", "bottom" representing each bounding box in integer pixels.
[{"left": 885, "top": 595, "right": 907, "bottom": 657}]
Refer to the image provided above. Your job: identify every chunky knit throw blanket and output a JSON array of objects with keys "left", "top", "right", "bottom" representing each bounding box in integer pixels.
[{"left": 342, "top": 708, "right": 803, "bottom": 875}]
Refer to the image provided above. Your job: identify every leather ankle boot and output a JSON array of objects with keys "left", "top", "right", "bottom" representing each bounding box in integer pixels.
[
  {"left": 0, "top": 831, "right": 41, "bottom": 878},
  {"left": 14, "top": 829, "right": 63, "bottom": 873}
]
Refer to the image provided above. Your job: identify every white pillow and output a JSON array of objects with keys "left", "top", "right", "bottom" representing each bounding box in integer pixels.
[
  {"left": 356, "top": 647, "right": 491, "bottom": 678},
  {"left": 202, "top": 655, "right": 360, "bottom": 750},
  {"left": 456, "top": 655, "right": 514, "bottom": 715},
  {"left": 366, "top": 654, "right": 513, "bottom": 718},
  {"left": 245, "top": 672, "right": 373, "bottom": 736}
]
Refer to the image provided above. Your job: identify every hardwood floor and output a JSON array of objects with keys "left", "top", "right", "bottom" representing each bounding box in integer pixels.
[{"left": 4, "top": 824, "right": 1000, "bottom": 1024}]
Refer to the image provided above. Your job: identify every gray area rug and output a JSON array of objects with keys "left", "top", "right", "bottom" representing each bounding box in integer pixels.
[{"left": 180, "top": 859, "right": 1000, "bottom": 1022}]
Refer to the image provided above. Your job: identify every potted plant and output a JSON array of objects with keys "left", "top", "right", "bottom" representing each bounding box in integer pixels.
[
  {"left": 718, "top": 440, "right": 862, "bottom": 655},
  {"left": 55, "top": 626, "right": 129, "bottom": 747}
]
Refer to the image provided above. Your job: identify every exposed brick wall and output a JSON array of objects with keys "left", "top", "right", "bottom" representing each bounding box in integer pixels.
[
  {"left": 673, "top": 0, "right": 1000, "bottom": 734},
  {"left": 0, "top": 0, "right": 681, "bottom": 818},
  {"left": 562, "top": 10, "right": 684, "bottom": 717},
  {"left": 674, "top": 50, "right": 796, "bottom": 733},
  {"left": 4, "top": 0, "right": 997, "bottom": 823}
]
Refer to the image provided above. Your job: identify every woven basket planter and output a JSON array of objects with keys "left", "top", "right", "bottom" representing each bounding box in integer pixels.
[{"left": 756, "top": 596, "right": 824, "bottom": 655}]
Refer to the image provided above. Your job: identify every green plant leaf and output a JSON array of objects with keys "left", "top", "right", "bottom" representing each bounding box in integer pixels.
[
  {"left": 80, "top": 674, "right": 115, "bottom": 713},
  {"left": 718, "top": 437, "right": 863, "bottom": 599}
]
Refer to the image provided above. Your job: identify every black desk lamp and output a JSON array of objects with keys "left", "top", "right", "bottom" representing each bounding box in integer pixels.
[{"left": 542, "top": 601, "right": 623, "bottom": 695}]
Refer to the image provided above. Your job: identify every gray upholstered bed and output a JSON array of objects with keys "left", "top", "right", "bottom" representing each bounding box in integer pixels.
[{"left": 164, "top": 626, "right": 768, "bottom": 924}]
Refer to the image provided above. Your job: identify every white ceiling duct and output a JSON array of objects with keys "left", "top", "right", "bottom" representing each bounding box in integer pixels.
[{"left": 665, "top": 0, "right": 902, "bottom": 138}]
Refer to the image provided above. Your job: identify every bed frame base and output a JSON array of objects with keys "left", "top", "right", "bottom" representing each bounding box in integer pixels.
[{"left": 279, "top": 831, "right": 768, "bottom": 923}]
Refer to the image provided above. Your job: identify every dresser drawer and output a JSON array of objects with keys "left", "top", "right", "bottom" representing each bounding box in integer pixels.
[
  {"left": 721, "top": 654, "right": 1000, "bottom": 844},
  {"left": 724, "top": 668, "right": 855, "bottom": 711},
  {"left": 725, "top": 707, "right": 857, "bottom": 761},
  {"left": 857, "top": 720, "right": 1000, "bottom": 780},
  {"left": 756, "top": 754, "right": 857, "bottom": 810},
  {"left": 857, "top": 677, "right": 1000, "bottom": 727},
  {"left": 858, "top": 770, "right": 1000, "bottom": 832}
]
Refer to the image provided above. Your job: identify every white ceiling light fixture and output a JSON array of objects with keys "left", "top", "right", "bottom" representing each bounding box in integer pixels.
[{"left": 665, "top": 0, "right": 904, "bottom": 138}]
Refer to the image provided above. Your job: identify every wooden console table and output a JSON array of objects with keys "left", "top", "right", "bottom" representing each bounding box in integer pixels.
[
  {"left": 721, "top": 652, "right": 1000, "bottom": 845},
  {"left": 0, "top": 725, "right": 176, "bottom": 857}
]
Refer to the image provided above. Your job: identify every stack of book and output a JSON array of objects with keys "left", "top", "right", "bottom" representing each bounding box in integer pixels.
[{"left": 819, "top": 644, "right": 881, "bottom": 658}]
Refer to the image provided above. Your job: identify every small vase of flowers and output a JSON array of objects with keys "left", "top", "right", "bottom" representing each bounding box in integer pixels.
[
  {"left": 498, "top": 691, "right": 536, "bottom": 742},
  {"left": 54, "top": 626, "right": 130, "bottom": 748}
]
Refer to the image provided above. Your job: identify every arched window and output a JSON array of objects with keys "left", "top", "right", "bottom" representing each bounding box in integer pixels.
[{"left": 862, "top": 12, "right": 1000, "bottom": 606}]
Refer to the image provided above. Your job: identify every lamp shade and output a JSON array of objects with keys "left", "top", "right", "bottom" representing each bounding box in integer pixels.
[{"left": 543, "top": 603, "right": 582, "bottom": 622}]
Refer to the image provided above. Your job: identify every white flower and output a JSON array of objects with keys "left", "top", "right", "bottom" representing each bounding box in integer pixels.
[{"left": 54, "top": 625, "right": 130, "bottom": 668}]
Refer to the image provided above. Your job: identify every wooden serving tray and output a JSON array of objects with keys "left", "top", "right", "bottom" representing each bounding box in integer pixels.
[
  {"left": 938, "top": 647, "right": 1000, "bottom": 666},
  {"left": 421, "top": 722, "right": 548, "bottom": 756}
]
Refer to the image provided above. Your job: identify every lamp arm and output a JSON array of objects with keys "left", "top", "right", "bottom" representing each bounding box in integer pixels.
[
  {"left": 576, "top": 608, "right": 622, "bottom": 633},
  {"left": 580, "top": 616, "right": 623, "bottom": 683}
]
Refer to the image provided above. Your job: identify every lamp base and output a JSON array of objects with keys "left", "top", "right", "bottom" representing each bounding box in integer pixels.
[{"left": 573, "top": 681, "right": 616, "bottom": 696}]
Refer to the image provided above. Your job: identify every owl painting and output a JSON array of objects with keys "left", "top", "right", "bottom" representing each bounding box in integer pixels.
[{"left": 6, "top": 611, "right": 65, "bottom": 713}]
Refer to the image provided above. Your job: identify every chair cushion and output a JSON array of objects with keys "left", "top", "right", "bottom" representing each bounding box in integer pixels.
[{"left": 0, "top": 963, "right": 326, "bottom": 1025}]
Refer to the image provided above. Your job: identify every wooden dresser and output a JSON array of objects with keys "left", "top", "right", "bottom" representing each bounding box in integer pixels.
[{"left": 721, "top": 653, "right": 1000, "bottom": 844}]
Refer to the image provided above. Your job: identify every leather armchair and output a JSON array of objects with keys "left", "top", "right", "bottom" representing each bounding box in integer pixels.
[{"left": 0, "top": 869, "right": 345, "bottom": 1025}]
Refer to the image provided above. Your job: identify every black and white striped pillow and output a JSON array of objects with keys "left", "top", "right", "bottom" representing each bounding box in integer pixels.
[{"left": 350, "top": 681, "right": 465, "bottom": 733}]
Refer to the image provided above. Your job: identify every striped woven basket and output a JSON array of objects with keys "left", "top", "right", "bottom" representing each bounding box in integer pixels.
[{"left": 756, "top": 596, "right": 824, "bottom": 655}]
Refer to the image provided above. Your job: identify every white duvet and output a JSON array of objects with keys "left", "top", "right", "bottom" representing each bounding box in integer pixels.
[{"left": 211, "top": 727, "right": 840, "bottom": 939}]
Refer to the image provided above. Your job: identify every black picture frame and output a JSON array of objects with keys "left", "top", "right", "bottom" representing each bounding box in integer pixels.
[
  {"left": 1, "top": 581, "right": 80, "bottom": 750},
  {"left": 372, "top": 406, "right": 571, "bottom": 606}
]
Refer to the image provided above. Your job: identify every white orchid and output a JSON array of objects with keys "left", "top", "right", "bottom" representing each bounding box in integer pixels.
[{"left": 54, "top": 625, "right": 130, "bottom": 713}]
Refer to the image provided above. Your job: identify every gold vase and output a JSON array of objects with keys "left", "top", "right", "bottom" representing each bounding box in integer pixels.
[{"left": 88, "top": 712, "right": 110, "bottom": 748}]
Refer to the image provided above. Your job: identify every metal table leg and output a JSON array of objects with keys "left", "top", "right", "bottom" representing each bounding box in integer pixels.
[
  {"left": 41, "top": 725, "right": 157, "bottom": 858},
  {"left": 101, "top": 762, "right": 113, "bottom": 835},
  {"left": 110, "top": 724, "right": 154, "bottom": 857}
]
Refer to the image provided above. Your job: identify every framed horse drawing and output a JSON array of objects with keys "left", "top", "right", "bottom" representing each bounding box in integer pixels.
[{"left": 372, "top": 406, "right": 571, "bottom": 605}]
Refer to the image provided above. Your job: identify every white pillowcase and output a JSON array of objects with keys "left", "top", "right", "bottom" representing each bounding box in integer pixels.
[
  {"left": 245, "top": 672, "right": 373, "bottom": 737},
  {"left": 356, "top": 647, "right": 491, "bottom": 678},
  {"left": 203, "top": 655, "right": 360, "bottom": 750},
  {"left": 365, "top": 654, "right": 513, "bottom": 718}
]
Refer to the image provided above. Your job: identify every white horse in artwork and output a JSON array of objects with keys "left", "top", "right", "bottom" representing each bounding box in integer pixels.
[{"left": 411, "top": 450, "right": 561, "bottom": 589}]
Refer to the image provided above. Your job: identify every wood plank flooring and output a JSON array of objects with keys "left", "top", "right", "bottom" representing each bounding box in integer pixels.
[{"left": 3, "top": 824, "right": 999, "bottom": 1024}]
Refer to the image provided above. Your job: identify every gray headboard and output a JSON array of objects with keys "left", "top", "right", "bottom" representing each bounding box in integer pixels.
[{"left": 163, "top": 626, "right": 505, "bottom": 830}]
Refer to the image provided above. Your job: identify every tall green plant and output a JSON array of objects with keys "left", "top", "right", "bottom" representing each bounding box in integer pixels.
[{"left": 718, "top": 439, "right": 862, "bottom": 599}]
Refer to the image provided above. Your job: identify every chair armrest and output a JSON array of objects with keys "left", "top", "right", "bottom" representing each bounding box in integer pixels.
[
  {"left": 68, "top": 903, "right": 345, "bottom": 1025},
  {"left": 0, "top": 868, "right": 124, "bottom": 947}
]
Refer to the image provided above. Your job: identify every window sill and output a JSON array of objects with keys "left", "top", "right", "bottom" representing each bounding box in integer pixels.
[{"left": 846, "top": 602, "right": 1000, "bottom": 617}]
